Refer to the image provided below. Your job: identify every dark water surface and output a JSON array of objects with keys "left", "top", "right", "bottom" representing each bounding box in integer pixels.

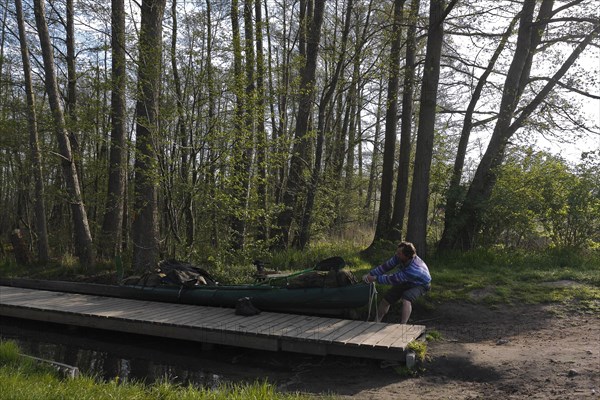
[{"left": 0, "top": 316, "right": 309, "bottom": 388}]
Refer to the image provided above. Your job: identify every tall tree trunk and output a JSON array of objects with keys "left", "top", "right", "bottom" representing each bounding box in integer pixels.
[
  {"left": 406, "top": 0, "right": 456, "bottom": 256},
  {"left": 238, "top": 0, "right": 256, "bottom": 247},
  {"left": 255, "top": 0, "right": 268, "bottom": 242},
  {"left": 262, "top": 0, "right": 277, "bottom": 143},
  {"left": 229, "top": 0, "right": 248, "bottom": 247},
  {"left": 33, "top": 0, "right": 94, "bottom": 267},
  {"left": 442, "top": 0, "right": 560, "bottom": 250},
  {"left": 0, "top": 0, "right": 8, "bottom": 99},
  {"left": 205, "top": 0, "right": 219, "bottom": 247},
  {"left": 273, "top": 0, "right": 293, "bottom": 203},
  {"left": 389, "top": 0, "right": 420, "bottom": 241},
  {"left": 365, "top": 75, "right": 384, "bottom": 215},
  {"left": 275, "top": 0, "right": 326, "bottom": 249},
  {"left": 299, "top": 0, "right": 353, "bottom": 249},
  {"left": 344, "top": 51, "right": 360, "bottom": 192},
  {"left": 15, "top": 0, "right": 49, "bottom": 264},
  {"left": 101, "top": 0, "right": 127, "bottom": 259},
  {"left": 65, "top": 0, "right": 81, "bottom": 179},
  {"left": 170, "top": 0, "right": 194, "bottom": 246},
  {"left": 438, "top": 14, "right": 518, "bottom": 251},
  {"left": 329, "top": 95, "right": 345, "bottom": 181},
  {"left": 370, "top": 0, "right": 405, "bottom": 246},
  {"left": 131, "top": 0, "right": 166, "bottom": 271}
]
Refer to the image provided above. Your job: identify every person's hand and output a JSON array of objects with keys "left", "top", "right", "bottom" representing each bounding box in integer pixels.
[{"left": 362, "top": 274, "right": 373, "bottom": 284}]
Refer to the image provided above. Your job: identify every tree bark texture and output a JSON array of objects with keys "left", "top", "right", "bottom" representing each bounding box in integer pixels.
[
  {"left": 441, "top": 0, "right": 559, "bottom": 250},
  {"left": 275, "top": 0, "right": 326, "bottom": 248},
  {"left": 372, "top": 0, "right": 405, "bottom": 245},
  {"left": 132, "top": 0, "right": 166, "bottom": 271},
  {"left": 101, "top": 0, "right": 127, "bottom": 258},
  {"left": 65, "top": 0, "right": 81, "bottom": 179},
  {"left": 230, "top": 0, "right": 248, "bottom": 248},
  {"left": 299, "top": 0, "right": 354, "bottom": 249},
  {"left": 438, "top": 14, "right": 519, "bottom": 251},
  {"left": 406, "top": 0, "right": 451, "bottom": 256},
  {"left": 255, "top": 0, "right": 269, "bottom": 242},
  {"left": 15, "top": 0, "right": 49, "bottom": 264},
  {"left": 390, "top": 0, "right": 420, "bottom": 242},
  {"left": 33, "top": 0, "right": 95, "bottom": 267}
]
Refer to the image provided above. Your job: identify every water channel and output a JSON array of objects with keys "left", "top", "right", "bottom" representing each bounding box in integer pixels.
[{"left": 0, "top": 316, "right": 324, "bottom": 389}]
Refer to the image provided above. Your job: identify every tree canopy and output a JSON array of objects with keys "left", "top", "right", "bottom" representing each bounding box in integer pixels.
[{"left": 0, "top": 0, "right": 598, "bottom": 268}]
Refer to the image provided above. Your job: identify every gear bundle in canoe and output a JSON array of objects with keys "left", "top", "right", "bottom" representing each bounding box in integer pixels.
[
  {"left": 119, "top": 258, "right": 369, "bottom": 312},
  {"left": 0, "top": 258, "right": 370, "bottom": 314}
]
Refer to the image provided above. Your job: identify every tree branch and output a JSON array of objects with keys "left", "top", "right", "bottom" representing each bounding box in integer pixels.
[{"left": 528, "top": 76, "right": 600, "bottom": 100}]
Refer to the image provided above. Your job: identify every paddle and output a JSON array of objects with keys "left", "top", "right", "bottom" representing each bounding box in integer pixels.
[{"left": 253, "top": 256, "right": 347, "bottom": 285}]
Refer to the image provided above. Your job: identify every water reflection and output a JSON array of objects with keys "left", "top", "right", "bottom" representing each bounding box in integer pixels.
[{"left": 0, "top": 317, "right": 280, "bottom": 388}]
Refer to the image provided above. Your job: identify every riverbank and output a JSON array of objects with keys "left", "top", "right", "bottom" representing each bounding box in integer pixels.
[{"left": 0, "top": 340, "right": 319, "bottom": 400}]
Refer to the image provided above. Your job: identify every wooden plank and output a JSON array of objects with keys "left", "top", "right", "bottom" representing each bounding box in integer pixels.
[
  {"left": 168, "top": 307, "right": 233, "bottom": 326},
  {"left": 116, "top": 307, "right": 191, "bottom": 323},
  {"left": 115, "top": 300, "right": 193, "bottom": 318},
  {"left": 280, "top": 338, "right": 327, "bottom": 356},
  {"left": 274, "top": 316, "right": 340, "bottom": 339},
  {"left": 139, "top": 305, "right": 202, "bottom": 324},
  {"left": 0, "top": 289, "right": 64, "bottom": 305},
  {"left": 291, "top": 318, "right": 349, "bottom": 340},
  {"left": 46, "top": 298, "right": 132, "bottom": 316},
  {"left": 360, "top": 325, "right": 405, "bottom": 348},
  {"left": 326, "top": 320, "right": 374, "bottom": 343},
  {"left": 179, "top": 306, "right": 243, "bottom": 326},
  {"left": 312, "top": 319, "right": 360, "bottom": 342},
  {"left": 212, "top": 315, "right": 280, "bottom": 334},
  {"left": 195, "top": 311, "right": 254, "bottom": 330},
  {"left": 165, "top": 308, "right": 240, "bottom": 328},
  {"left": 201, "top": 310, "right": 291, "bottom": 332},
  {"left": 327, "top": 342, "right": 405, "bottom": 361},
  {"left": 56, "top": 297, "right": 125, "bottom": 312},
  {"left": 353, "top": 323, "right": 402, "bottom": 347},
  {"left": 91, "top": 300, "right": 157, "bottom": 317},
  {"left": 17, "top": 297, "right": 101, "bottom": 313},
  {"left": 0, "top": 287, "right": 51, "bottom": 301},
  {"left": 386, "top": 325, "right": 426, "bottom": 348},
  {"left": 227, "top": 312, "right": 289, "bottom": 333},
  {"left": 34, "top": 293, "right": 168, "bottom": 321},
  {"left": 281, "top": 317, "right": 341, "bottom": 340},
  {"left": 100, "top": 306, "right": 164, "bottom": 321},
  {"left": 0, "top": 286, "right": 427, "bottom": 362},
  {"left": 251, "top": 313, "right": 302, "bottom": 336},
  {"left": 362, "top": 324, "right": 424, "bottom": 348},
  {"left": 340, "top": 322, "right": 388, "bottom": 345},
  {"left": 0, "top": 305, "right": 279, "bottom": 351}
]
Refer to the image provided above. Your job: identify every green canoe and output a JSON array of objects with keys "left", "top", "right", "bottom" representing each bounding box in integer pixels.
[
  {"left": 125, "top": 282, "right": 371, "bottom": 311},
  {"left": 0, "top": 278, "right": 371, "bottom": 313}
]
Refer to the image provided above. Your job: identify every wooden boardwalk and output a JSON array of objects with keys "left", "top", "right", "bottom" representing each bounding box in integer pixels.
[{"left": 0, "top": 285, "right": 425, "bottom": 361}]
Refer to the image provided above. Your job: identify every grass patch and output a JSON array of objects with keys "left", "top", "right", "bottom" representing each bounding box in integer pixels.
[
  {"left": 425, "top": 329, "right": 443, "bottom": 341},
  {"left": 2, "top": 245, "right": 599, "bottom": 308},
  {"left": 353, "top": 247, "right": 600, "bottom": 308},
  {"left": 407, "top": 340, "right": 427, "bottom": 363},
  {"left": 422, "top": 248, "right": 600, "bottom": 306},
  {"left": 0, "top": 341, "right": 321, "bottom": 400}
]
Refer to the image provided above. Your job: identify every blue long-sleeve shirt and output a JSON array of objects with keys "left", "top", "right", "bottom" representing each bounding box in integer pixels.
[{"left": 369, "top": 254, "right": 431, "bottom": 286}]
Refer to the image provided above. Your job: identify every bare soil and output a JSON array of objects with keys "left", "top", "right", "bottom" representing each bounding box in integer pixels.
[{"left": 277, "top": 301, "right": 600, "bottom": 399}]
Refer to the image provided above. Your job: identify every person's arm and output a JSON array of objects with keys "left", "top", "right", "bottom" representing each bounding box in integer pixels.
[
  {"left": 374, "top": 267, "right": 409, "bottom": 285},
  {"left": 363, "top": 255, "right": 398, "bottom": 283},
  {"left": 368, "top": 255, "right": 399, "bottom": 277},
  {"left": 377, "top": 258, "right": 431, "bottom": 285}
]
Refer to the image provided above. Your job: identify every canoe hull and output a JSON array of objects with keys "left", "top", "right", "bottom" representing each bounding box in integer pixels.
[
  {"left": 129, "top": 283, "right": 371, "bottom": 310},
  {"left": 0, "top": 278, "right": 371, "bottom": 312}
]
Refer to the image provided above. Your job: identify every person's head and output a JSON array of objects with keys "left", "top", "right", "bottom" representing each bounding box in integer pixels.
[{"left": 396, "top": 241, "right": 417, "bottom": 262}]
